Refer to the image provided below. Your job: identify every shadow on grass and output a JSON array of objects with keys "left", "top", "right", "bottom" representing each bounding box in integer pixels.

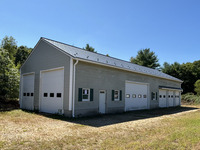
[
  {"left": 0, "top": 100, "right": 19, "bottom": 112},
  {"left": 28, "top": 106, "right": 199, "bottom": 128}
]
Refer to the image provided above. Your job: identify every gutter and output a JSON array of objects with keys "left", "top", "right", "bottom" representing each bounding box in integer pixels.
[{"left": 72, "top": 59, "right": 79, "bottom": 118}]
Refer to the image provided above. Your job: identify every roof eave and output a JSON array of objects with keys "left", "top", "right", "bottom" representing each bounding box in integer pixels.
[{"left": 75, "top": 57, "right": 183, "bottom": 83}]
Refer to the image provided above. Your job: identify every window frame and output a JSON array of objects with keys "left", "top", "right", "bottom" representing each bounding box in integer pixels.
[
  {"left": 82, "top": 88, "right": 90, "bottom": 102},
  {"left": 114, "top": 90, "right": 120, "bottom": 101},
  {"left": 152, "top": 92, "right": 157, "bottom": 100}
]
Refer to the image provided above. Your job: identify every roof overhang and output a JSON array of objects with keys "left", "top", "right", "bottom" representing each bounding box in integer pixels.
[
  {"left": 39, "top": 37, "right": 183, "bottom": 83},
  {"left": 76, "top": 58, "right": 183, "bottom": 83},
  {"left": 159, "top": 86, "right": 183, "bottom": 91}
]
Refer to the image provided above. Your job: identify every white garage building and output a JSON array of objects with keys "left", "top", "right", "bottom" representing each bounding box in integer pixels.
[{"left": 20, "top": 37, "right": 183, "bottom": 117}]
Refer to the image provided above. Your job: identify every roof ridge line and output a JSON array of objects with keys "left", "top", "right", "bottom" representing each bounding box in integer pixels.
[
  {"left": 42, "top": 37, "right": 182, "bottom": 82},
  {"left": 42, "top": 37, "right": 163, "bottom": 72}
]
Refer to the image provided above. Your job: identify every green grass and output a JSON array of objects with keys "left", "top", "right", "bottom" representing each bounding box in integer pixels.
[{"left": 0, "top": 108, "right": 200, "bottom": 150}]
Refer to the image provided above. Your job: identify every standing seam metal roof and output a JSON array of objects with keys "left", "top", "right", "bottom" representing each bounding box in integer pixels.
[{"left": 42, "top": 38, "right": 182, "bottom": 82}]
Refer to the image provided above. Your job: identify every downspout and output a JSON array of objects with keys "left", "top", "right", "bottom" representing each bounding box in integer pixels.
[{"left": 72, "top": 59, "right": 79, "bottom": 118}]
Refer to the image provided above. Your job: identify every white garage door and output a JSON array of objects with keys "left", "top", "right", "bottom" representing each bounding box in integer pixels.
[
  {"left": 21, "top": 73, "right": 34, "bottom": 110},
  {"left": 168, "top": 91, "right": 174, "bottom": 107},
  {"left": 125, "top": 81, "right": 148, "bottom": 111},
  {"left": 40, "top": 68, "right": 64, "bottom": 114},
  {"left": 175, "top": 91, "right": 180, "bottom": 106},
  {"left": 159, "top": 90, "right": 167, "bottom": 108}
]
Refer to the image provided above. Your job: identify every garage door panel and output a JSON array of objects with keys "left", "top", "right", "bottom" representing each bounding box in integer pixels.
[
  {"left": 22, "top": 74, "right": 34, "bottom": 110},
  {"left": 168, "top": 91, "right": 174, "bottom": 107},
  {"left": 40, "top": 69, "right": 64, "bottom": 114},
  {"left": 159, "top": 90, "right": 167, "bottom": 108},
  {"left": 125, "top": 82, "right": 148, "bottom": 111},
  {"left": 175, "top": 91, "right": 180, "bottom": 106}
]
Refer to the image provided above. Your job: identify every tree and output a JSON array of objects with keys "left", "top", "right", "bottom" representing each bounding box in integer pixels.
[
  {"left": 130, "top": 48, "right": 160, "bottom": 69},
  {"left": 162, "top": 62, "right": 181, "bottom": 79},
  {"left": 15, "top": 46, "right": 32, "bottom": 67},
  {"left": 84, "top": 44, "right": 96, "bottom": 52},
  {"left": 161, "top": 61, "right": 200, "bottom": 94},
  {"left": 194, "top": 80, "right": 200, "bottom": 95},
  {"left": 0, "top": 48, "right": 19, "bottom": 100},
  {"left": 1, "top": 36, "right": 17, "bottom": 61}
]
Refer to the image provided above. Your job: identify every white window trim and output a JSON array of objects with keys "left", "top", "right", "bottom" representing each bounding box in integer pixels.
[
  {"left": 82, "top": 88, "right": 90, "bottom": 102},
  {"left": 152, "top": 92, "right": 157, "bottom": 100},
  {"left": 114, "top": 90, "right": 120, "bottom": 101}
]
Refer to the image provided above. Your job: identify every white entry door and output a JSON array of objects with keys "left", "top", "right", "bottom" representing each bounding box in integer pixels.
[
  {"left": 125, "top": 81, "right": 148, "bottom": 111},
  {"left": 99, "top": 90, "right": 106, "bottom": 114},
  {"left": 175, "top": 91, "right": 180, "bottom": 106},
  {"left": 168, "top": 91, "right": 174, "bottom": 107},
  {"left": 40, "top": 68, "right": 64, "bottom": 114},
  {"left": 159, "top": 90, "right": 167, "bottom": 108},
  {"left": 21, "top": 73, "right": 34, "bottom": 110}
]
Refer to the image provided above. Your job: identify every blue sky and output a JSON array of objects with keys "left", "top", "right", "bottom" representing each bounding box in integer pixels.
[{"left": 0, "top": 0, "right": 200, "bottom": 65}]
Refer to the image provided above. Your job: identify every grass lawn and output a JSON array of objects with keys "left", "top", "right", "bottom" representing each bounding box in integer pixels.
[{"left": 0, "top": 106, "right": 200, "bottom": 150}]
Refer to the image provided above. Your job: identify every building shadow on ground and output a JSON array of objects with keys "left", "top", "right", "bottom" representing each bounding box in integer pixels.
[{"left": 36, "top": 106, "right": 199, "bottom": 127}]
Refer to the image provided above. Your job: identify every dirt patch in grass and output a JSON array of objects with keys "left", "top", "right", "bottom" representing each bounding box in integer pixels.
[{"left": 0, "top": 106, "right": 200, "bottom": 150}]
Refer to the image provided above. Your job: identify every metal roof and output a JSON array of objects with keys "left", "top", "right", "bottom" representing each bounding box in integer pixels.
[{"left": 42, "top": 38, "right": 182, "bottom": 83}]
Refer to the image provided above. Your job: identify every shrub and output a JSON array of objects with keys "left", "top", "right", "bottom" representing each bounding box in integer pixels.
[
  {"left": 194, "top": 79, "right": 200, "bottom": 95},
  {"left": 182, "top": 93, "right": 200, "bottom": 104}
]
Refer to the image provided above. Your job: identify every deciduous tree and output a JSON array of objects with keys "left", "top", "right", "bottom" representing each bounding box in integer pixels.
[
  {"left": 15, "top": 46, "right": 32, "bottom": 67},
  {"left": 1, "top": 36, "right": 17, "bottom": 61},
  {"left": 0, "top": 48, "right": 19, "bottom": 100}
]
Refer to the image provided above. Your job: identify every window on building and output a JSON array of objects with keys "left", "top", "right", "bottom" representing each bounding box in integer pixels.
[
  {"left": 23, "top": 93, "right": 26, "bottom": 96},
  {"left": 159, "top": 95, "right": 162, "bottom": 98},
  {"left": 27, "top": 93, "right": 30, "bottom": 96},
  {"left": 78, "top": 88, "right": 93, "bottom": 102},
  {"left": 31, "top": 93, "right": 34, "bottom": 97},
  {"left": 57, "top": 93, "right": 62, "bottom": 98},
  {"left": 138, "top": 94, "right": 142, "bottom": 98},
  {"left": 143, "top": 95, "right": 147, "bottom": 98},
  {"left": 132, "top": 94, "right": 136, "bottom": 98},
  {"left": 163, "top": 95, "right": 166, "bottom": 98},
  {"left": 114, "top": 90, "right": 119, "bottom": 101},
  {"left": 50, "top": 93, "right": 54, "bottom": 97},
  {"left": 44, "top": 93, "right": 48, "bottom": 97},
  {"left": 82, "top": 88, "right": 90, "bottom": 101},
  {"left": 112, "top": 90, "right": 122, "bottom": 101},
  {"left": 152, "top": 92, "right": 157, "bottom": 100},
  {"left": 126, "top": 94, "right": 130, "bottom": 98}
]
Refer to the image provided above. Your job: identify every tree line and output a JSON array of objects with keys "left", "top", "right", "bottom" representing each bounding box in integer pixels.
[
  {"left": 0, "top": 35, "right": 199, "bottom": 101},
  {"left": 0, "top": 36, "right": 32, "bottom": 100},
  {"left": 130, "top": 48, "right": 200, "bottom": 94}
]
